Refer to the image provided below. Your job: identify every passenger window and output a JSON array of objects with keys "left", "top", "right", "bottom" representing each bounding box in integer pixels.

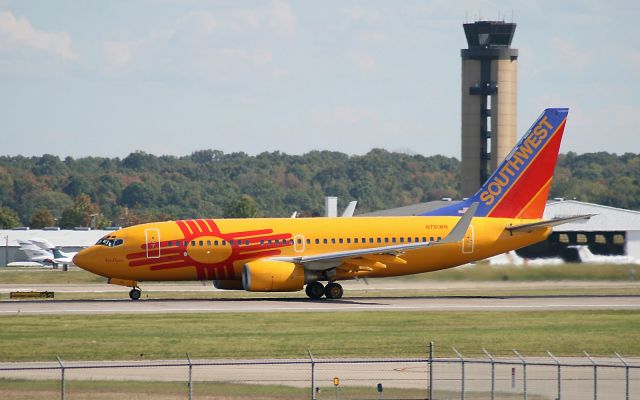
[
  {"left": 297, "top": 239, "right": 302, "bottom": 244},
  {"left": 347, "top": 238, "right": 351, "bottom": 244},
  {"left": 199, "top": 240, "right": 203, "bottom": 246},
  {"left": 260, "top": 240, "right": 264, "bottom": 246},
  {"left": 354, "top": 238, "right": 358, "bottom": 244},
  {"left": 315, "top": 239, "right": 320, "bottom": 244},
  {"left": 339, "top": 238, "right": 343, "bottom": 244},
  {"left": 323, "top": 239, "right": 328, "bottom": 244},
  {"left": 206, "top": 240, "right": 211, "bottom": 246},
  {"left": 392, "top": 238, "right": 396, "bottom": 243},
  {"left": 384, "top": 238, "right": 389, "bottom": 243},
  {"left": 331, "top": 238, "right": 335, "bottom": 244},
  {"left": 230, "top": 240, "right": 234, "bottom": 245},
  {"left": 306, "top": 239, "right": 310, "bottom": 244},
  {"left": 429, "top": 237, "right": 434, "bottom": 242},
  {"left": 407, "top": 237, "right": 412, "bottom": 243},
  {"left": 191, "top": 241, "right": 196, "bottom": 246},
  {"left": 168, "top": 241, "right": 173, "bottom": 247},
  {"left": 415, "top": 237, "right": 419, "bottom": 243},
  {"left": 214, "top": 240, "right": 219, "bottom": 246},
  {"left": 423, "top": 237, "right": 427, "bottom": 242},
  {"left": 377, "top": 238, "right": 381, "bottom": 243},
  {"left": 400, "top": 237, "right": 404, "bottom": 243},
  {"left": 437, "top": 237, "right": 442, "bottom": 241},
  {"left": 222, "top": 240, "right": 226, "bottom": 245}
]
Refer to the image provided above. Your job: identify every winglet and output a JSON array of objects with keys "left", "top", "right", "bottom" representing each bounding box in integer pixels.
[
  {"left": 341, "top": 201, "right": 358, "bottom": 217},
  {"left": 440, "top": 202, "right": 478, "bottom": 244}
]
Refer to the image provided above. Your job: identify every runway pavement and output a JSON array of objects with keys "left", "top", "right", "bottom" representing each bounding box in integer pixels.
[{"left": 1, "top": 294, "right": 639, "bottom": 315}]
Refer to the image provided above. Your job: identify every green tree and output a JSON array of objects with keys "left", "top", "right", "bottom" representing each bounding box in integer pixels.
[
  {"left": 59, "top": 194, "right": 98, "bottom": 228},
  {"left": 224, "top": 195, "right": 259, "bottom": 218},
  {"left": 120, "top": 182, "right": 157, "bottom": 208},
  {"left": 29, "top": 208, "right": 55, "bottom": 229},
  {"left": 0, "top": 206, "right": 21, "bottom": 228}
]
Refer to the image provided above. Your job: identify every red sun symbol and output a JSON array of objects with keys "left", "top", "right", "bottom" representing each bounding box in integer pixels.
[{"left": 126, "top": 219, "right": 292, "bottom": 280}]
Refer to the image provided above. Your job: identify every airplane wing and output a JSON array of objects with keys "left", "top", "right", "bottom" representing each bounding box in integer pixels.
[
  {"left": 505, "top": 214, "right": 595, "bottom": 234},
  {"left": 272, "top": 203, "right": 478, "bottom": 271}
]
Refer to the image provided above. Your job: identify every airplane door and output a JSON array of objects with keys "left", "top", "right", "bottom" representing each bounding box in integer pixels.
[
  {"left": 145, "top": 228, "right": 161, "bottom": 258},
  {"left": 294, "top": 234, "right": 305, "bottom": 253},
  {"left": 462, "top": 225, "right": 474, "bottom": 254}
]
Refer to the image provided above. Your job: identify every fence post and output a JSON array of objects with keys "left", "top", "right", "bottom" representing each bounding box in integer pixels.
[
  {"left": 584, "top": 351, "right": 597, "bottom": 400},
  {"left": 186, "top": 353, "right": 193, "bottom": 400},
  {"left": 56, "top": 355, "right": 65, "bottom": 400},
  {"left": 615, "top": 353, "right": 629, "bottom": 400},
  {"left": 453, "top": 348, "right": 465, "bottom": 400},
  {"left": 429, "top": 341, "right": 434, "bottom": 400},
  {"left": 513, "top": 350, "right": 527, "bottom": 400},
  {"left": 308, "top": 349, "right": 316, "bottom": 400},
  {"left": 482, "top": 349, "right": 495, "bottom": 400},
  {"left": 547, "top": 351, "right": 561, "bottom": 400}
]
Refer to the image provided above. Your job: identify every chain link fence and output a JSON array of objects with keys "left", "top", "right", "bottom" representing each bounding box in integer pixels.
[{"left": 0, "top": 343, "right": 638, "bottom": 399}]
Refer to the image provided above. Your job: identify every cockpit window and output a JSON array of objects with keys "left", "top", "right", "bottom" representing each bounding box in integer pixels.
[{"left": 96, "top": 237, "right": 124, "bottom": 247}]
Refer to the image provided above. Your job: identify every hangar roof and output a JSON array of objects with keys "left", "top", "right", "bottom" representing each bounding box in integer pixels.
[
  {"left": 544, "top": 200, "right": 640, "bottom": 232},
  {"left": 0, "top": 229, "right": 114, "bottom": 248}
]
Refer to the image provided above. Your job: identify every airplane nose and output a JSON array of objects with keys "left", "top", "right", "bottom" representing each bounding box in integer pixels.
[{"left": 73, "top": 248, "right": 90, "bottom": 269}]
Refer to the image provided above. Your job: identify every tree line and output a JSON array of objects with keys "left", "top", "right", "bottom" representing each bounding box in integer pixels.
[{"left": 0, "top": 150, "right": 638, "bottom": 229}]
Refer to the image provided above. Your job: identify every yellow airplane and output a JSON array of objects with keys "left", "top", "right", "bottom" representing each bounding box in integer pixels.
[{"left": 74, "top": 108, "right": 589, "bottom": 300}]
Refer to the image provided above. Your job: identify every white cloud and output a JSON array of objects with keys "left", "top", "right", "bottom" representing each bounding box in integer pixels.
[
  {"left": 103, "top": 41, "right": 135, "bottom": 69},
  {"left": 180, "top": 11, "right": 218, "bottom": 33},
  {"left": 342, "top": 6, "right": 381, "bottom": 23},
  {"left": 551, "top": 37, "right": 593, "bottom": 72},
  {"left": 0, "top": 11, "right": 78, "bottom": 61},
  {"left": 269, "top": 0, "right": 296, "bottom": 37},
  {"left": 221, "top": 48, "right": 273, "bottom": 66},
  {"left": 349, "top": 50, "right": 375, "bottom": 72},
  {"left": 229, "top": 10, "right": 261, "bottom": 32},
  {"left": 357, "top": 30, "right": 386, "bottom": 42},
  {"left": 622, "top": 48, "right": 640, "bottom": 72}
]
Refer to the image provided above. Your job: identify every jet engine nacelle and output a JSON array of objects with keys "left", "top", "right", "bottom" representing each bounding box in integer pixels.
[
  {"left": 242, "top": 260, "right": 305, "bottom": 292},
  {"left": 213, "top": 280, "right": 245, "bottom": 290}
]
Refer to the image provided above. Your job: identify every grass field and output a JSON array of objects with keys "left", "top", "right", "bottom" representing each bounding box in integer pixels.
[{"left": 0, "top": 310, "right": 638, "bottom": 361}]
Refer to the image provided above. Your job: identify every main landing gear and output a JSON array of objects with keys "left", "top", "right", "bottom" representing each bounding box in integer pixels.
[
  {"left": 305, "top": 281, "right": 343, "bottom": 300},
  {"left": 129, "top": 287, "right": 142, "bottom": 301}
]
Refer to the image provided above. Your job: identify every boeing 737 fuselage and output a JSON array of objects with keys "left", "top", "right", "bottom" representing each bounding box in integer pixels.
[{"left": 74, "top": 108, "right": 587, "bottom": 300}]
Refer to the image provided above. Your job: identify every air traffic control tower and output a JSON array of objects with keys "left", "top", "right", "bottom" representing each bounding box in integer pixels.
[{"left": 461, "top": 21, "right": 518, "bottom": 197}]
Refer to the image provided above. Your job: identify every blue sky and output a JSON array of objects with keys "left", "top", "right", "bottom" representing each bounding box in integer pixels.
[{"left": 1, "top": 1, "right": 639, "bottom": 158}]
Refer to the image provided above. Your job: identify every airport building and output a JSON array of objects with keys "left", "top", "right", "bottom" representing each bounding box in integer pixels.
[{"left": 0, "top": 229, "right": 110, "bottom": 266}]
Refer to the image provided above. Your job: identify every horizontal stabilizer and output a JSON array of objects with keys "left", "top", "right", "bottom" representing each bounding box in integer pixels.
[{"left": 505, "top": 214, "right": 595, "bottom": 233}]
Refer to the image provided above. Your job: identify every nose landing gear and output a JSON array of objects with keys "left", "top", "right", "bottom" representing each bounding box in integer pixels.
[{"left": 129, "top": 287, "right": 142, "bottom": 301}]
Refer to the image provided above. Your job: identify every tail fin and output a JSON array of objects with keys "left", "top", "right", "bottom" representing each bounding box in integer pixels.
[{"left": 423, "top": 108, "right": 568, "bottom": 219}]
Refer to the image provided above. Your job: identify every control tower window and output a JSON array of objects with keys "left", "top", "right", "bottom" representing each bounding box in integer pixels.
[{"left": 478, "top": 33, "right": 489, "bottom": 46}]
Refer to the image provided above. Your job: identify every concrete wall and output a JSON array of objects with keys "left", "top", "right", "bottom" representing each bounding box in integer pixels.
[
  {"left": 626, "top": 230, "right": 640, "bottom": 261},
  {"left": 491, "top": 58, "right": 517, "bottom": 171},
  {"left": 461, "top": 59, "right": 482, "bottom": 196}
]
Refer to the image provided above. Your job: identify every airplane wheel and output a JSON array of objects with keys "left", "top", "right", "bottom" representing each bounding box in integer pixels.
[
  {"left": 129, "top": 288, "right": 141, "bottom": 301},
  {"left": 324, "top": 282, "right": 343, "bottom": 299},
  {"left": 305, "top": 282, "right": 325, "bottom": 299}
]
